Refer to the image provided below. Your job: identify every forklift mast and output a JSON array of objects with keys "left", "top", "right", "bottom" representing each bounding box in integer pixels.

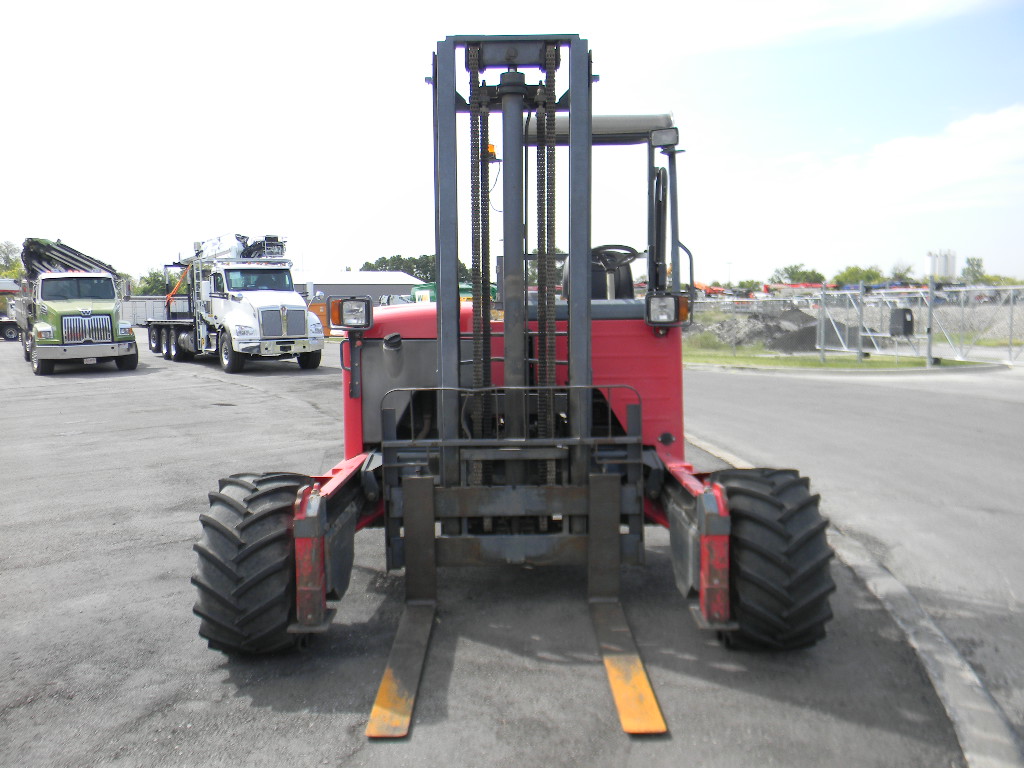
[{"left": 431, "top": 35, "right": 684, "bottom": 488}]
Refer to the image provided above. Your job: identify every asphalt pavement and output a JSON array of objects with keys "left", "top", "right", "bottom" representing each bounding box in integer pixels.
[
  {"left": 0, "top": 333, "right": 969, "bottom": 767},
  {"left": 684, "top": 362, "right": 1024, "bottom": 764}
]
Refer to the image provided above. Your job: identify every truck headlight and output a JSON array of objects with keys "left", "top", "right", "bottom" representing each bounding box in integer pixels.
[
  {"left": 234, "top": 324, "right": 257, "bottom": 337},
  {"left": 310, "top": 319, "right": 324, "bottom": 336},
  {"left": 37, "top": 327, "right": 54, "bottom": 340},
  {"left": 118, "top": 323, "right": 134, "bottom": 337},
  {"left": 330, "top": 296, "right": 373, "bottom": 330}
]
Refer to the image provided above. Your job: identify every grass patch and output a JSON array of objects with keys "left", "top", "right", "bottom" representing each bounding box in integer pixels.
[{"left": 683, "top": 344, "right": 980, "bottom": 369}]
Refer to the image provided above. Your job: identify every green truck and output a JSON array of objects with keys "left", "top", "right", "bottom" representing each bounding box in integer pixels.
[{"left": 13, "top": 238, "right": 138, "bottom": 375}]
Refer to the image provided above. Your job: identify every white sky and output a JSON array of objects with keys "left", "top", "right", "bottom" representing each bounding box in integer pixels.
[{"left": 3, "top": 0, "right": 1021, "bottom": 285}]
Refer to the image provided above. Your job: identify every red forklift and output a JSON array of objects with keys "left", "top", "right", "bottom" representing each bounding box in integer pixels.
[{"left": 192, "top": 34, "right": 835, "bottom": 737}]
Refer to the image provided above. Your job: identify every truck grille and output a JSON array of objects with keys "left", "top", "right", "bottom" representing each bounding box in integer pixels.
[
  {"left": 62, "top": 315, "right": 112, "bottom": 343},
  {"left": 260, "top": 307, "right": 306, "bottom": 338}
]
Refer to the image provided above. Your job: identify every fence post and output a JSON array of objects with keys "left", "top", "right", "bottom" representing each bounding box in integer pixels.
[
  {"left": 857, "top": 284, "right": 865, "bottom": 362},
  {"left": 818, "top": 285, "right": 826, "bottom": 363},
  {"left": 1010, "top": 289, "right": 1016, "bottom": 365},
  {"left": 926, "top": 275, "right": 935, "bottom": 369}
]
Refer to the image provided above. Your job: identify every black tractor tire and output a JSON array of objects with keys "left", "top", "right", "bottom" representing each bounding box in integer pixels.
[
  {"left": 115, "top": 352, "right": 139, "bottom": 370},
  {"left": 219, "top": 330, "right": 245, "bottom": 373},
  {"left": 297, "top": 350, "right": 321, "bottom": 370},
  {"left": 161, "top": 327, "right": 173, "bottom": 360},
  {"left": 2, "top": 324, "right": 17, "bottom": 342},
  {"left": 148, "top": 327, "right": 162, "bottom": 353},
  {"left": 192, "top": 472, "right": 313, "bottom": 654},
  {"left": 711, "top": 468, "right": 835, "bottom": 651},
  {"left": 22, "top": 330, "right": 31, "bottom": 361},
  {"left": 30, "top": 340, "right": 54, "bottom": 376}
]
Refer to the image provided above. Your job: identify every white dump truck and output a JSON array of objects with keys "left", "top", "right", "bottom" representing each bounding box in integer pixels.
[{"left": 145, "top": 234, "right": 324, "bottom": 373}]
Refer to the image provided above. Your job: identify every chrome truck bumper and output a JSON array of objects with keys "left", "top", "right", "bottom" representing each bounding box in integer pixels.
[
  {"left": 239, "top": 337, "right": 325, "bottom": 356},
  {"left": 34, "top": 341, "right": 137, "bottom": 360}
]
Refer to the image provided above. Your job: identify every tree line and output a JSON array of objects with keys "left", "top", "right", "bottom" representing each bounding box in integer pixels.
[
  {"left": 728, "top": 252, "right": 1018, "bottom": 293},
  {"left": 2, "top": 240, "right": 1019, "bottom": 304}
]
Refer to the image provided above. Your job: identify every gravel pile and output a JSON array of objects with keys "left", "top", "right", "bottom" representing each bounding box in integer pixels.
[{"left": 690, "top": 308, "right": 863, "bottom": 353}]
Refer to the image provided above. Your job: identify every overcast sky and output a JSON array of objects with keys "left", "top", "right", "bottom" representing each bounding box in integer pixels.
[{"left": 3, "top": 0, "right": 1021, "bottom": 286}]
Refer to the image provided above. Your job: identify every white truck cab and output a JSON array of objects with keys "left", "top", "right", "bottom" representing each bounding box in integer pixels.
[{"left": 147, "top": 235, "right": 324, "bottom": 372}]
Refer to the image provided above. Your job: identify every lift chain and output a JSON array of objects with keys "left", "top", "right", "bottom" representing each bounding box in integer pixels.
[
  {"left": 540, "top": 43, "right": 559, "bottom": 482},
  {"left": 468, "top": 46, "right": 493, "bottom": 485}
]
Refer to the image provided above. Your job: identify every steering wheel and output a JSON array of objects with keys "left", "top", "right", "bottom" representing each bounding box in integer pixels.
[{"left": 591, "top": 244, "right": 640, "bottom": 273}]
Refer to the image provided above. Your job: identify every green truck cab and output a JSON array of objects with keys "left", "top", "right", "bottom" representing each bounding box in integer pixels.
[{"left": 14, "top": 239, "right": 138, "bottom": 376}]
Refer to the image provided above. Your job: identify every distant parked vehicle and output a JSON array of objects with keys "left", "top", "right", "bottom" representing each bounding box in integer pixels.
[
  {"left": 379, "top": 294, "right": 413, "bottom": 305},
  {"left": 1, "top": 314, "right": 19, "bottom": 341}
]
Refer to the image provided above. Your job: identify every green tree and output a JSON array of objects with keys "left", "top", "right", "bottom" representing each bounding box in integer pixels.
[
  {"left": 833, "top": 265, "right": 884, "bottom": 287},
  {"left": 361, "top": 255, "right": 470, "bottom": 283},
  {"left": 136, "top": 269, "right": 168, "bottom": 295},
  {"left": 737, "top": 279, "right": 763, "bottom": 293},
  {"left": 961, "top": 257, "right": 986, "bottom": 284},
  {"left": 769, "top": 263, "right": 826, "bottom": 284},
  {"left": 890, "top": 262, "right": 915, "bottom": 283},
  {"left": 1, "top": 240, "right": 24, "bottom": 279},
  {"left": 984, "top": 274, "right": 1020, "bottom": 286}
]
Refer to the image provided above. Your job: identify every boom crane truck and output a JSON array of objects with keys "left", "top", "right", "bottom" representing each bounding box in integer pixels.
[
  {"left": 146, "top": 234, "right": 324, "bottom": 372},
  {"left": 192, "top": 35, "right": 836, "bottom": 737},
  {"left": 14, "top": 238, "right": 138, "bottom": 375}
]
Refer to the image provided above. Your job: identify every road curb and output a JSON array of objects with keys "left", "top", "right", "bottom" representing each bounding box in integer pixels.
[
  {"left": 684, "top": 361, "right": 1012, "bottom": 375},
  {"left": 686, "top": 432, "right": 1024, "bottom": 768}
]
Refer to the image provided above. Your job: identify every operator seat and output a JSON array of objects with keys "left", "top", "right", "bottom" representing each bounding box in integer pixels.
[{"left": 560, "top": 245, "right": 637, "bottom": 300}]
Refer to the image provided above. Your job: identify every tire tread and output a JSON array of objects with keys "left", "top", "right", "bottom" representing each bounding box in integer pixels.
[
  {"left": 712, "top": 468, "right": 835, "bottom": 651},
  {"left": 192, "top": 472, "right": 311, "bottom": 654}
]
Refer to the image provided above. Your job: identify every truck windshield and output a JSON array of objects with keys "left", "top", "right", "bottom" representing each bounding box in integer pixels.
[
  {"left": 40, "top": 277, "right": 116, "bottom": 301},
  {"left": 225, "top": 269, "right": 294, "bottom": 292}
]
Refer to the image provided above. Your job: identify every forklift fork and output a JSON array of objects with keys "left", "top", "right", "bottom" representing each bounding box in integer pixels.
[{"left": 365, "top": 473, "right": 666, "bottom": 738}]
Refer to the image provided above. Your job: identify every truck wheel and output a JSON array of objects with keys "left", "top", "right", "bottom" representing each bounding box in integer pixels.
[
  {"left": 297, "top": 350, "right": 321, "bottom": 369},
  {"left": 148, "top": 328, "right": 162, "bottom": 353},
  {"left": 2, "top": 325, "right": 17, "bottom": 342},
  {"left": 160, "top": 327, "right": 173, "bottom": 360},
  {"left": 116, "top": 352, "right": 139, "bottom": 370},
  {"left": 22, "top": 331, "right": 31, "bottom": 361},
  {"left": 710, "top": 468, "right": 835, "bottom": 651},
  {"left": 169, "top": 330, "right": 191, "bottom": 361},
  {"left": 30, "top": 340, "right": 55, "bottom": 376},
  {"left": 219, "top": 330, "right": 244, "bottom": 373},
  {"left": 192, "top": 472, "right": 313, "bottom": 654}
]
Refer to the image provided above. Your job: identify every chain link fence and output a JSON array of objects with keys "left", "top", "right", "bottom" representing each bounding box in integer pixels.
[{"left": 694, "top": 286, "right": 1023, "bottom": 365}]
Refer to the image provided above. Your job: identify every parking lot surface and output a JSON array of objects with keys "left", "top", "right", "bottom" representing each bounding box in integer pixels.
[{"left": 0, "top": 334, "right": 964, "bottom": 767}]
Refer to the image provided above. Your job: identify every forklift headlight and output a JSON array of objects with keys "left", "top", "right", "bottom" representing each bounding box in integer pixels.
[
  {"left": 331, "top": 296, "right": 373, "bottom": 330},
  {"left": 645, "top": 292, "right": 687, "bottom": 325}
]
